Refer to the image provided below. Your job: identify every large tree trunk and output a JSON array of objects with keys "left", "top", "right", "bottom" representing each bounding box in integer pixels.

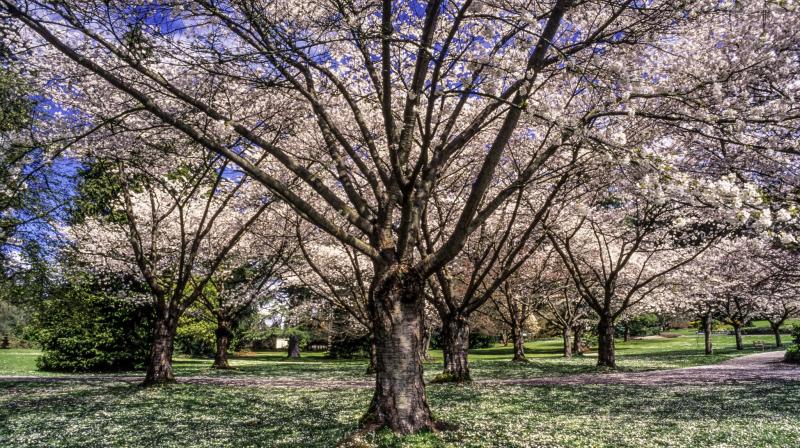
[
  {"left": 510, "top": 317, "right": 526, "bottom": 362},
  {"left": 702, "top": 314, "right": 713, "bottom": 355},
  {"left": 144, "top": 310, "right": 179, "bottom": 385},
  {"left": 562, "top": 326, "right": 572, "bottom": 358},
  {"left": 287, "top": 334, "right": 301, "bottom": 358},
  {"left": 732, "top": 323, "right": 743, "bottom": 350},
  {"left": 596, "top": 315, "right": 616, "bottom": 368},
  {"left": 438, "top": 314, "right": 471, "bottom": 382},
  {"left": 364, "top": 268, "right": 434, "bottom": 434},
  {"left": 572, "top": 324, "right": 584, "bottom": 355},
  {"left": 212, "top": 318, "right": 233, "bottom": 369}
]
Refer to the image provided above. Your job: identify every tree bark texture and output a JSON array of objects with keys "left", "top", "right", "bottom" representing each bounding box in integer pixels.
[
  {"left": 702, "top": 314, "right": 713, "bottom": 355},
  {"left": 287, "top": 334, "right": 301, "bottom": 358},
  {"left": 733, "top": 323, "right": 743, "bottom": 350},
  {"left": 212, "top": 319, "right": 233, "bottom": 369},
  {"left": 510, "top": 318, "right": 526, "bottom": 362},
  {"left": 572, "top": 324, "right": 584, "bottom": 355},
  {"left": 365, "top": 335, "right": 378, "bottom": 375},
  {"left": 562, "top": 327, "right": 572, "bottom": 358},
  {"left": 144, "top": 310, "right": 179, "bottom": 385},
  {"left": 420, "top": 328, "right": 432, "bottom": 361},
  {"left": 770, "top": 323, "right": 783, "bottom": 348},
  {"left": 439, "top": 314, "right": 471, "bottom": 381},
  {"left": 364, "top": 268, "right": 434, "bottom": 434},
  {"left": 596, "top": 315, "right": 616, "bottom": 368}
]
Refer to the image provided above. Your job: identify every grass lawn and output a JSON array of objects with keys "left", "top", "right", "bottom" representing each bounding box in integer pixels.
[
  {"left": 1, "top": 380, "right": 799, "bottom": 447},
  {"left": 1, "top": 324, "right": 798, "bottom": 447},
  {"left": 0, "top": 328, "right": 789, "bottom": 380}
]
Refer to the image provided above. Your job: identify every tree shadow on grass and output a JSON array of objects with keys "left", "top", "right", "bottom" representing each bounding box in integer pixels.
[
  {"left": 1, "top": 380, "right": 371, "bottom": 448},
  {"left": 172, "top": 354, "right": 370, "bottom": 380},
  {"left": 460, "top": 381, "right": 800, "bottom": 421},
  {"left": 469, "top": 345, "right": 566, "bottom": 357}
]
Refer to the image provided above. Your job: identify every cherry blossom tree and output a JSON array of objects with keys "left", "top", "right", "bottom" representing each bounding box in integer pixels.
[
  {"left": 423, "top": 160, "right": 580, "bottom": 380},
  {"left": 484, "top": 245, "right": 566, "bottom": 360},
  {"left": 5, "top": 0, "right": 800, "bottom": 432},
  {"left": 708, "top": 239, "right": 799, "bottom": 350},
  {"left": 753, "top": 247, "right": 800, "bottom": 348},
  {"left": 545, "top": 152, "right": 750, "bottom": 367},
  {"left": 199, "top": 221, "right": 293, "bottom": 369},
  {"left": 531, "top": 273, "right": 591, "bottom": 358},
  {"left": 68, "top": 131, "right": 274, "bottom": 384},
  {"left": 288, "top": 223, "right": 376, "bottom": 372}
]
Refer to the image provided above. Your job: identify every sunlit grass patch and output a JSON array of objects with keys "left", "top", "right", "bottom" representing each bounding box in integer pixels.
[{"left": 0, "top": 329, "right": 788, "bottom": 382}]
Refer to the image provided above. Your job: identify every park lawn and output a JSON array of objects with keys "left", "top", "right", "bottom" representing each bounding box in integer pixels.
[
  {"left": 0, "top": 328, "right": 790, "bottom": 381},
  {"left": 2, "top": 327, "right": 797, "bottom": 447},
  {"left": 1, "top": 379, "right": 799, "bottom": 447}
]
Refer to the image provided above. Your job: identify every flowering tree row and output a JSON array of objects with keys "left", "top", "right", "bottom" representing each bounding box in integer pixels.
[{"left": 2, "top": 0, "right": 798, "bottom": 434}]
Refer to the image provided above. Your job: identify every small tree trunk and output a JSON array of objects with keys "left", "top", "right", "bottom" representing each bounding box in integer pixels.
[
  {"left": 572, "top": 325, "right": 584, "bottom": 355},
  {"left": 212, "top": 319, "right": 233, "bottom": 369},
  {"left": 597, "top": 315, "right": 616, "bottom": 368},
  {"left": 287, "top": 334, "right": 301, "bottom": 358},
  {"left": 144, "top": 310, "right": 179, "bottom": 385},
  {"left": 510, "top": 317, "right": 527, "bottom": 362},
  {"left": 500, "top": 331, "right": 509, "bottom": 346},
  {"left": 772, "top": 323, "right": 782, "bottom": 348},
  {"left": 702, "top": 314, "right": 713, "bottom": 355},
  {"left": 439, "top": 314, "right": 471, "bottom": 382},
  {"left": 562, "top": 326, "right": 572, "bottom": 358},
  {"left": 420, "top": 328, "right": 432, "bottom": 361},
  {"left": 623, "top": 324, "right": 630, "bottom": 343},
  {"left": 732, "top": 323, "right": 743, "bottom": 350},
  {"left": 366, "top": 334, "right": 377, "bottom": 375},
  {"left": 365, "top": 268, "right": 434, "bottom": 434}
]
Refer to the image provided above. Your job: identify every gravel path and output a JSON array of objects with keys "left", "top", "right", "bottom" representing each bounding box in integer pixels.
[{"left": 1, "top": 351, "right": 798, "bottom": 389}]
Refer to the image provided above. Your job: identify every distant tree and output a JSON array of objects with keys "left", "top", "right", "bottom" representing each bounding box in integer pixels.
[
  {"left": 69, "top": 142, "right": 275, "bottom": 384},
  {"left": 198, "top": 221, "right": 293, "bottom": 369}
]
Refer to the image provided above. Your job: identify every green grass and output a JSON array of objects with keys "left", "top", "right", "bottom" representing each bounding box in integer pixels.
[
  {"left": 0, "top": 350, "right": 44, "bottom": 376},
  {"left": 1, "top": 380, "right": 798, "bottom": 447},
  {"left": 1, "top": 324, "right": 798, "bottom": 447},
  {"left": 0, "top": 329, "right": 788, "bottom": 380}
]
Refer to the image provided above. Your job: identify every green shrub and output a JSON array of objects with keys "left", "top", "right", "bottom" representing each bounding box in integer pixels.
[
  {"left": 429, "top": 331, "right": 496, "bottom": 350},
  {"left": 785, "top": 345, "right": 800, "bottom": 364},
  {"left": 469, "top": 332, "right": 496, "bottom": 349},
  {"left": 621, "top": 313, "right": 661, "bottom": 337},
  {"left": 28, "top": 274, "right": 153, "bottom": 372},
  {"left": 741, "top": 326, "right": 783, "bottom": 335},
  {"left": 791, "top": 324, "right": 800, "bottom": 345},
  {"left": 327, "top": 333, "right": 370, "bottom": 359},
  {"left": 174, "top": 314, "right": 216, "bottom": 357}
]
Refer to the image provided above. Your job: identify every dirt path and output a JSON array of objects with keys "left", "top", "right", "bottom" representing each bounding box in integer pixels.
[
  {"left": 2, "top": 351, "right": 798, "bottom": 389},
  {"left": 483, "top": 350, "right": 800, "bottom": 387}
]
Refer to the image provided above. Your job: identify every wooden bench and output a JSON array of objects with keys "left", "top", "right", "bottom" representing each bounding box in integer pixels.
[{"left": 752, "top": 340, "right": 767, "bottom": 350}]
